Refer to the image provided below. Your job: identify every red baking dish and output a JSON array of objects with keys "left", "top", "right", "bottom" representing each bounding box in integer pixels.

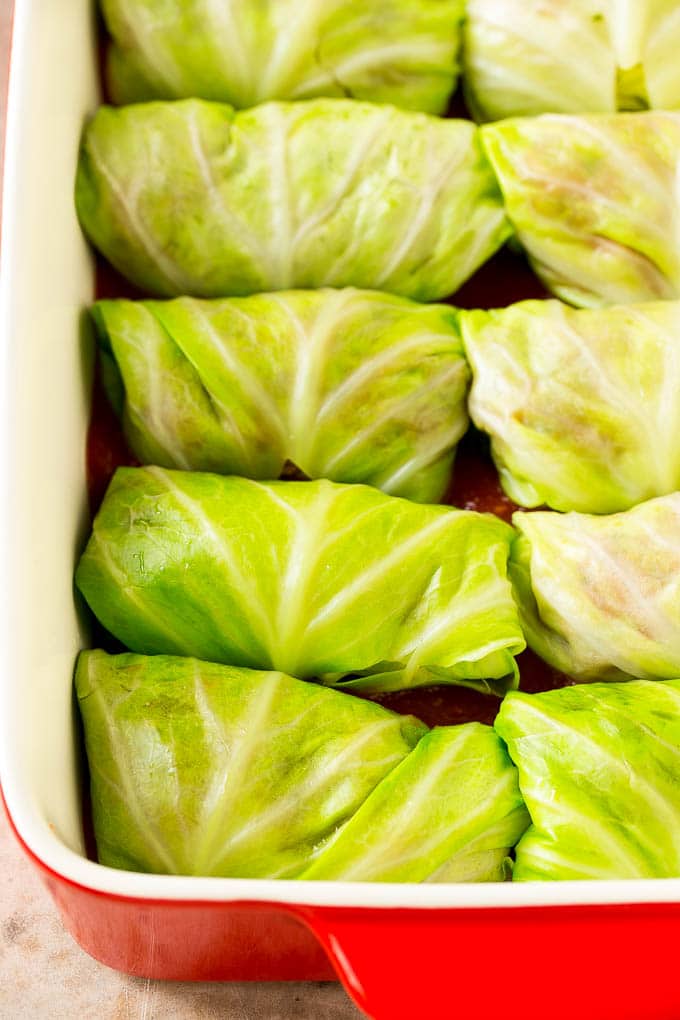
[{"left": 2, "top": 3, "right": 680, "bottom": 1018}]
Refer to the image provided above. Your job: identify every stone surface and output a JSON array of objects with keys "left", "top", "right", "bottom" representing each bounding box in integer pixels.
[{"left": 0, "top": 6, "right": 361, "bottom": 1017}]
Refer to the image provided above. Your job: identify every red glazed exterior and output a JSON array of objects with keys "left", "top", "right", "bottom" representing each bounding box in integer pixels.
[{"left": 6, "top": 794, "right": 680, "bottom": 1020}]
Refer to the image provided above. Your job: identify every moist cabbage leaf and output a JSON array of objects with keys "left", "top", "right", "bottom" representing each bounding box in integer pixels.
[
  {"left": 75, "top": 469, "right": 525, "bottom": 695},
  {"left": 481, "top": 112, "right": 680, "bottom": 307},
  {"left": 496, "top": 681, "right": 680, "bottom": 880},
  {"left": 510, "top": 495, "right": 680, "bottom": 681},
  {"left": 463, "top": 0, "right": 680, "bottom": 121},
  {"left": 643, "top": 2, "right": 680, "bottom": 109},
  {"left": 101, "top": 0, "right": 465, "bottom": 115},
  {"left": 302, "top": 723, "right": 529, "bottom": 882},
  {"left": 75, "top": 99, "right": 510, "bottom": 301},
  {"left": 463, "top": 0, "right": 618, "bottom": 122},
  {"left": 92, "top": 290, "right": 469, "bottom": 504},
  {"left": 75, "top": 649, "right": 426, "bottom": 877},
  {"left": 460, "top": 299, "right": 680, "bottom": 514}
]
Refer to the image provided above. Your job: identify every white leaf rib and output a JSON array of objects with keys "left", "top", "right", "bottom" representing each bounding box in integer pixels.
[
  {"left": 393, "top": 585, "right": 514, "bottom": 672},
  {"left": 243, "top": 477, "right": 301, "bottom": 521},
  {"left": 516, "top": 841, "right": 623, "bottom": 881},
  {"left": 90, "top": 533, "right": 190, "bottom": 652},
  {"left": 273, "top": 482, "right": 338, "bottom": 672},
  {"left": 321, "top": 361, "right": 467, "bottom": 475},
  {"left": 283, "top": 289, "right": 356, "bottom": 466},
  {"left": 181, "top": 301, "right": 287, "bottom": 446},
  {"left": 315, "top": 332, "right": 457, "bottom": 424},
  {"left": 114, "top": 0, "right": 186, "bottom": 94},
  {"left": 325, "top": 42, "right": 454, "bottom": 83},
  {"left": 511, "top": 700, "right": 680, "bottom": 860},
  {"left": 86, "top": 136, "right": 188, "bottom": 293},
  {"left": 573, "top": 119, "right": 672, "bottom": 206},
  {"left": 373, "top": 132, "right": 466, "bottom": 286},
  {"left": 113, "top": 322, "right": 192, "bottom": 469},
  {"left": 196, "top": 673, "right": 282, "bottom": 874},
  {"left": 515, "top": 162, "right": 671, "bottom": 249},
  {"left": 87, "top": 657, "right": 178, "bottom": 873},
  {"left": 369, "top": 770, "right": 519, "bottom": 880},
  {"left": 145, "top": 467, "right": 275, "bottom": 652},
  {"left": 577, "top": 529, "right": 680, "bottom": 650},
  {"left": 184, "top": 107, "right": 268, "bottom": 269},
  {"left": 291, "top": 107, "right": 394, "bottom": 252},
  {"left": 200, "top": 0, "right": 252, "bottom": 96},
  {"left": 216, "top": 717, "right": 406, "bottom": 856},
  {"left": 264, "top": 105, "right": 294, "bottom": 289},
  {"left": 303, "top": 512, "right": 454, "bottom": 638},
  {"left": 377, "top": 419, "right": 466, "bottom": 496},
  {"left": 257, "top": 0, "right": 324, "bottom": 99},
  {"left": 327, "top": 733, "right": 507, "bottom": 880},
  {"left": 554, "top": 316, "right": 666, "bottom": 469}
]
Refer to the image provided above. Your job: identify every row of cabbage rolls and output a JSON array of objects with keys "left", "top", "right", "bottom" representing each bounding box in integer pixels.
[
  {"left": 78, "top": 98, "right": 680, "bottom": 310},
  {"left": 77, "top": 2, "right": 680, "bottom": 885},
  {"left": 77, "top": 347, "right": 680, "bottom": 883},
  {"left": 80, "top": 650, "right": 680, "bottom": 882},
  {"left": 102, "top": 0, "right": 680, "bottom": 120}
]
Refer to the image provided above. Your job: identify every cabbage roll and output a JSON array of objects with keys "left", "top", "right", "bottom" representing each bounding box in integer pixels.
[
  {"left": 496, "top": 681, "right": 680, "bottom": 880},
  {"left": 482, "top": 112, "right": 680, "bottom": 307},
  {"left": 76, "top": 650, "right": 426, "bottom": 877},
  {"left": 464, "top": 0, "right": 680, "bottom": 122},
  {"left": 460, "top": 299, "right": 680, "bottom": 514},
  {"left": 93, "top": 290, "right": 469, "bottom": 503},
  {"left": 102, "top": 0, "right": 465, "bottom": 115},
  {"left": 510, "top": 495, "right": 680, "bottom": 681},
  {"left": 75, "top": 469, "right": 525, "bottom": 695},
  {"left": 75, "top": 99, "right": 510, "bottom": 301},
  {"left": 302, "top": 724, "right": 529, "bottom": 882},
  {"left": 464, "top": 0, "right": 618, "bottom": 122}
]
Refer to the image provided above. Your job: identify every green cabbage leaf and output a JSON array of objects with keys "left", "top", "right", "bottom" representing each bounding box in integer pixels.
[
  {"left": 102, "top": 0, "right": 465, "bottom": 114},
  {"left": 460, "top": 299, "right": 680, "bottom": 514},
  {"left": 75, "top": 469, "right": 525, "bottom": 695},
  {"left": 496, "top": 681, "right": 680, "bottom": 880},
  {"left": 302, "top": 723, "right": 528, "bottom": 882},
  {"left": 75, "top": 650, "right": 426, "bottom": 877},
  {"left": 93, "top": 291, "right": 469, "bottom": 503},
  {"left": 482, "top": 112, "right": 680, "bottom": 307},
  {"left": 510, "top": 495, "right": 680, "bottom": 681},
  {"left": 76, "top": 99, "right": 510, "bottom": 300},
  {"left": 464, "top": 0, "right": 617, "bottom": 122},
  {"left": 77, "top": 651, "right": 528, "bottom": 881},
  {"left": 464, "top": 0, "right": 680, "bottom": 121}
]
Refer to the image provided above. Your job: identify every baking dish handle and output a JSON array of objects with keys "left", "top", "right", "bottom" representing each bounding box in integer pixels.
[{"left": 298, "top": 902, "right": 680, "bottom": 1020}]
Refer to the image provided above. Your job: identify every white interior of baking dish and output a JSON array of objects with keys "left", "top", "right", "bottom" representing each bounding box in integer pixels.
[{"left": 2, "top": 0, "right": 679, "bottom": 911}]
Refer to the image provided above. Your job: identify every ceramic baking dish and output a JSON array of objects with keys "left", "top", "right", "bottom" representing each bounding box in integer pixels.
[{"left": 2, "top": 3, "right": 680, "bottom": 1018}]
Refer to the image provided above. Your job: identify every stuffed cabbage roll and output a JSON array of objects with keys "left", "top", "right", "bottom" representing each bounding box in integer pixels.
[
  {"left": 463, "top": 0, "right": 680, "bottom": 121},
  {"left": 101, "top": 0, "right": 465, "bottom": 115},
  {"left": 76, "top": 650, "right": 426, "bottom": 877},
  {"left": 482, "top": 112, "right": 680, "bottom": 307},
  {"left": 464, "top": 0, "right": 618, "bottom": 122},
  {"left": 75, "top": 469, "right": 525, "bottom": 695},
  {"left": 93, "top": 290, "right": 469, "bottom": 503},
  {"left": 496, "top": 681, "right": 680, "bottom": 880},
  {"left": 302, "top": 724, "right": 529, "bottom": 882},
  {"left": 460, "top": 299, "right": 680, "bottom": 514},
  {"left": 510, "top": 495, "right": 680, "bottom": 681},
  {"left": 75, "top": 99, "right": 510, "bottom": 301}
]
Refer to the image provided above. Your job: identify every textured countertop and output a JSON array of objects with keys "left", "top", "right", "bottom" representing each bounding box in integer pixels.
[{"left": 0, "top": 7, "right": 360, "bottom": 1018}]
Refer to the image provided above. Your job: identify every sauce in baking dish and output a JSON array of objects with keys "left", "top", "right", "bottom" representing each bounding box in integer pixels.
[{"left": 87, "top": 252, "right": 572, "bottom": 728}]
